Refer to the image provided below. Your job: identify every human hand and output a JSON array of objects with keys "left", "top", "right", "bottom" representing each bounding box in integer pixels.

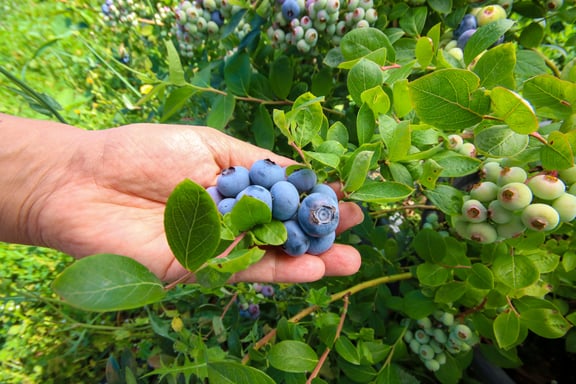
[{"left": 29, "top": 122, "right": 364, "bottom": 283}]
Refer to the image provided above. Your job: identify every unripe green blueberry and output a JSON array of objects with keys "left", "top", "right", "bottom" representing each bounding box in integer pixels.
[
  {"left": 452, "top": 215, "right": 470, "bottom": 239},
  {"left": 488, "top": 200, "right": 514, "bottom": 224},
  {"left": 521, "top": 203, "right": 560, "bottom": 232},
  {"left": 527, "top": 174, "right": 566, "bottom": 201},
  {"left": 419, "top": 344, "right": 435, "bottom": 361},
  {"left": 447, "top": 47, "right": 464, "bottom": 61},
  {"left": 552, "top": 193, "right": 576, "bottom": 222},
  {"left": 497, "top": 0, "right": 514, "bottom": 13},
  {"left": 206, "top": 20, "right": 219, "bottom": 34},
  {"left": 447, "top": 134, "right": 464, "bottom": 150},
  {"left": 304, "top": 28, "right": 318, "bottom": 45},
  {"left": 459, "top": 142, "right": 476, "bottom": 157},
  {"left": 546, "top": 0, "right": 563, "bottom": 10},
  {"left": 414, "top": 329, "right": 430, "bottom": 344},
  {"left": 496, "top": 215, "right": 526, "bottom": 238},
  {"left": 433, "top": 328, "right": 448, "bottom": 344},
  {"left": 440, "top": 311, "right": 454, "bottom": 327},
  {"left": 404, "top": 329, "right": 414, "bottom": 343},
  {"left": 356, "top": 19, "right": 370, "bottom": 28},
  {"left": 481, "top": 161, "right": 503, "bottom": 183},
  {"left": 476, "top": 4, "right": 507, "bottom": 26},
  {"left": 365, "top": 8, "right": 378, "bottom": 23},
  {"left": 417, "top": 317, "right": 432, "bottom": 329},
  {"left": 497, "top": 182, "right": 533, "bottom": 211},
  {"left": 470, "top": 181, "right": 499, "bottom": 202},
  {"left": 570, "top": 183, "right": 576, "bottom": 196},
  {"left": 429, "top": 339, "right": 443, "bottom": 354},
  {"left": 424, "top": 359, "right": 441, "bottom": 372},
  {"left": 467, "top": 222, "right": 498, "bottom": 244},
  {"left": 409, "top": 339, "right": 421, "bottom": 354},
  {"left": 359, "top": 0, "right": 374, "bottom": 9},
  {"left": 451, "top": 324, "right": 473, "bottom": 342},
  {"left": 436, "top": 352, "right": 447, "bottom": 365},
  {"left": 559, "top": 165, "right": 576, "bottom": 184},
  {"left": 296, "top": 39, "right": 311, "bottom": 53},
  {"left": 462, "top": 199, "right": 488, "bottom": 223},
  {"left": 498, "top": 166, "right": 528, "bottom": 186}
]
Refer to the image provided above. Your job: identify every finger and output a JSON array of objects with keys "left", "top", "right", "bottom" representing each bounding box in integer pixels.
[
  {"left": 315, "top": 243, "right": 362, "bottom": 276},
  {"left": 337, "top": 201, "right": 365, "bottom": 233}
]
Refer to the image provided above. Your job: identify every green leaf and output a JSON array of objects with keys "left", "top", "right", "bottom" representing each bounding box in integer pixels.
[
  {"left": 562, "top": 251, "right": 576, "bottom": 272},
  {"left": 435, "top": 281, "right": 466, "bottom": 304},
  {"left": 398, "top": 6, "right": 427, "bottom": 36},
  {"left": 340, "top": 28, "right": 395, "bottom": 63},
  {"left": 520, "top": 309, "right": 571, "bottom": 339},
  {"left": 428, "top": 0, "right": 452, "bottom": 13},
  {"left": 347, "top": 59, "right": 383, "bottom": 106},
  {"left": 474, "top": 124, "right": 529, "bottom": 158},
  {"left": 269, "top": 55, "right": 293, "bottom": 99},
  {"left": 348, "top": 181, "right": 414, "bottom": 203},
  {"left": 304, "top": 150, "right": 341, "bottom": 169},
  {"left": 540, "top": 130, "right": 574, "bottom": 170},
  {"left": 224, "top": 52, "right": 251, "bottom": 96},
  {"left": 467, "top": 263, "right": 494, "bottom": 290},
  {"left": 286, "top": 92, "right": 324, "bottom": 148},
  {"left": 419, "top": 159, "right": 443, "bottom": 189},
  {"left": 524, "top": 250, "right": 560, "bottom": 274},
  {"left": 392, "top": 79, "right": 412, "bottom": 117},
  {"left": 52, "top": 254, "right": 166, "bottom": 312},
  {"left": 523, "top": 75, "right": 575, "bottom": 119},
  {"left": 379, "top": 119, "right": 411, "bottom": 162},
  {"left": 165, "top": 40, "right": 186, "bottom": 86},
  {"left": 415, "top": 37, "right": 434, "bottom": 69},
  {"left": 195, "top": 267, "right": 232, "bottom": 289},
  {"left": 161, "top": 86, "right": 197, "bottom": 122},
  {"left": 423, "top": 184, "right": 463, "bottom": 215},
  {"left": 207, "top": 361, "right": 275, "bottom": 384},
  {"left": 473, "top": 43, "right": 516, "bottom": 90},
  {"left": 268, "top": 341, "right": 319, "bottom": 373},
  {"left": 492, "top": 253, "right": 539, "bottom": 290},
  {"left": 408, "top": 69, "right": 490, "bottom": 130},
  {"left": 229, "top": 195, "right": 272, "bottom": 232},
  {"left": 206, "top": 247, "right": 266, "bottom": 274},
  {"left": 327, "top": 121, "right": 349, "bottom": 146},
  {"left": 434, "top": 151, "right": 481, "bottom": 177},
  {"left": 207, "top": 93, "right": 236, "bottom": 130},
  {"left": 463, "top": 18, "right": 515, "bottom": 65},
  {"left": 519, "top": 22, "right": 545, "bottom": 49},
  {"left": 416, "top": 262, "right": 450, "bottom": 286},
  {"left": 413, "top": 228, "right": 446, "bottom": 263},
  {"left": 251, "top": 220, "right": 287, "bottom": 246},
  {"left": 252, "top": 104, "right": 275, "bottom": 150},
  {"left": 403, "top": 290, "right": 436, "bottom": 319},
  {"left": 494, "top": 311, "right": 520, "bottom": 350},
  {"left": 490, "top": 87, "right": 538, "bottom": 134},
  {"left": 342, "top": 151, "right": 373, "bottom": 193},
  {"left": 164, "top": 180, "right": 221, "bottom": 271},
  {"left": 361, "top": 86, "right": 390, "bottom": 116},
  {"left": 356, "top": 103, "right": 376, "bottom": 145},
  {"left": 335, "top": 337, "right": 361, "bottom": 365}
]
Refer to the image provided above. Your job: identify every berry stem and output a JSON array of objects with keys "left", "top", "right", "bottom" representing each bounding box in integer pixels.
[
  {"left": 530, "top": 131, "right": 548, "bottom": 145},
  {"left": 241, "top": 271, "right": 413, "bottom": 364},
  {"left": 306, "top": 294, "right": 350, "bottom": 384}
]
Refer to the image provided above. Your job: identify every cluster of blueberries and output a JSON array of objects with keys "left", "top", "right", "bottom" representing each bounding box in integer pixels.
[
  {"left": 450, "top": 151, "right": 576, "bottom": 244},
  {"left": 404, "top": 310, "right": 478, "bottom": 372},
  {"left": 172, "top": 0, "right": 252, "bottom": 58},
  {"left": 238, "top": 283, "right": 275, "bottom": 320},
  {"left": 100, "top": 0, "right": 149, "bottom": 28},
  {"left": 267, "top": 0, "right": 379, "bottom": 53},
  {"left": 444, "top": 4, "right": 508, "bottom": 61},
  {"left": 208, "top": 159, "right": 340, "bottom": 256}
]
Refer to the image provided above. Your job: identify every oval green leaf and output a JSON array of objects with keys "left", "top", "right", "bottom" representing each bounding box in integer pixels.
[
  {"left": 492, "top": 253, "right": 539, "bottom": 290},
  {"left": 474, "top": 124, "right": 529, "bottom": 158},
  {"left": 490, "top": 87, "right": 538, "bottom": 134},
  {"left": 494, "top": 311, "right": 520, "bottom": 350},
  {"left": 207, "top": 361, "right": 275, "bottom": 384},
  {"left": 348, "top": 181, "right": 414, "bottom": 203},
  {"left": 347, "top": 59, "right": 383, "bottom": 106},
  {"left": 268, "top": 340, "right": 319, "bottom": 373},
  {"left": 52, "top": 254, "right": 166, "bottom": 312}
]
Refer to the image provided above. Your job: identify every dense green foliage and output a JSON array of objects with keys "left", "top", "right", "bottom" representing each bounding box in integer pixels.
[{"left": 2, "top": 0, "right": 576, "bottom": 383}]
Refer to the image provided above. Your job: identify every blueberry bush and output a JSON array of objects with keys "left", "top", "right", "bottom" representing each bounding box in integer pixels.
[{"left": 2, "top": 0, "right": 576, "bottom": 382}]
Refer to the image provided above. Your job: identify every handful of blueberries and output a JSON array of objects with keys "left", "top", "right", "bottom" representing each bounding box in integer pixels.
[{"left": 207, "top": 159, "right": 340, "bottom": 256}]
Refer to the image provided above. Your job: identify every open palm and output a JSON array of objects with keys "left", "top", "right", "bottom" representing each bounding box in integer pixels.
[{"left": 35, "top": 123, "right": 363, "bottom": 283}]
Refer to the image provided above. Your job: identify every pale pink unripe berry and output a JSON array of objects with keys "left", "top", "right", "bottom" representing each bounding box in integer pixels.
[
  {"left": 462, "top": 199, "right": 488, "bottom": 223},
  {"left": 527, "top": 174, "right": 565, "bottom": 201},
  {"left": 470, "top": 181, "right": 499, "bottom": 202},
  {"left": 552, "top": 193, "right": 576, "bottom": 223},
  {"left": 498, "top": 182, "right": 533, "bottom": 211},
  {"left": 498, "top": 166, "right": 527, "bottom": 186},
  {"left": 521, "top": 203, "right": 560, "bottom": 232},
  {"left": 467, "top": 222, "right": 498, "bottom": 244}
]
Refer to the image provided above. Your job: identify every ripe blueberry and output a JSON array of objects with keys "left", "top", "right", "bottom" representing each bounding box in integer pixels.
[
  {"left": 282, "top": 220, "right": 310, "bottom": 256},
  {"left": 206, "top": 186, "right": 223, "bottom": 205},
  {"left": 457, "top": 29, "right": 476, "bottom": 50},
  {"left": 307, "top": 231, "right": 336, "bottom": 255},
  {"left": 311, "top": 183, "right": 338, "bottom": 203},
  {"left": 281, "top": 0, "right": 301, "bottom": 21},
  {"left": 211, "top": 10, "right": 224, "bottom": 26},
  {"left": 270, "top": 181, "right": 300, "bottom": 221},
  {"left": 298, "top": 193, "right": 340, "bottom": 237},
  {"left": 287, "top": 168, "right": 318, "bottom": 193},
  {"left": 217, "top": 166, "right": 250, "bottom": 197},
  {"left": 236, "top": 185, "right": 273, "bottom": 211},
  {"left": 218, "top": 198, "right": 237, "bottom": 215},
  {"left": 453, "top": 14, "right": 478, "bottom": 38},
  {"left": 249, "top": 159, "right": 286, "bottom": 189}
]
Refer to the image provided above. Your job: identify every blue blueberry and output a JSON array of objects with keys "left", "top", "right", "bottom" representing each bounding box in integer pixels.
[
  {"left": 282, "top": 220, "right": 310, "bottom": 256},
  {"left": 457, "top": 29, "right": 476, "bottom": 50},
  {"left": 248, "top": 303, "right": 260, "bottom": 319},
  {"left": 307, "top": 231, "right": 336, "bottom": 255},
  {"left": 211, "top": 11, "right": 224, "bottom": 26},
  {"left": 270, "top": 181, "right": 300, "bottom": 221},
  {"left": 218, "top": 198, "right": 237, "bottom": 214},
  {"left": 249, "top": 159, "right": 286, "bottom": 189},
  {"left": 298, "top": 193, "right": 339, "bottom": 237},
  {"left": 287, "top": 168, "right": 317, "bottom": 194},
  {"left": 206, "top": 186, "right": 223, "bottom": 205},
  {"left": 261, "top": 285, "right": 275, "bottom": 297},
  {"left": 281, "top": 0, "right": 301, "bottom": 21},
  {"left": 236, "top": 185, "right": 273, "bottom": 211},
  {"left": 453, "top": 14, "right": 477, "bottom": 38},
  {"left": 101, "top": 3, "right": 110, "bottom": 15},
  {"left": 311, "top": 183, "right": 338, "bottom": 203},
  {"left": 217, "top": 166, "right": 250, "bottom": 197}
]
